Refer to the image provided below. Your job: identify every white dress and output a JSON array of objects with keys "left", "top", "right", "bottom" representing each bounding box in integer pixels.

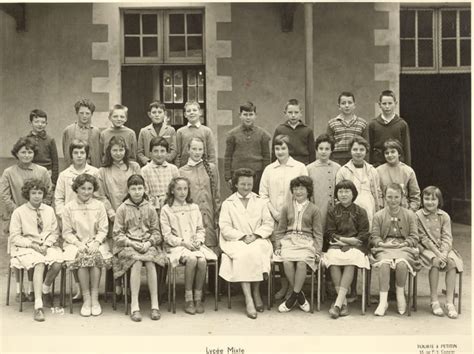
[{"left": 219, "top": 192, "right": 274, "bottom": 282}]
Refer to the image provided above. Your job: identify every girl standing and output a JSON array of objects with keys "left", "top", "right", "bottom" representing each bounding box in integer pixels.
[
  {"left": 274, "top": 176, "right": 322, "bottom": 313},
  {"left": 322, "top": 180, "right": 370, "bottom": 319},
  {"left": 62, "top": 173, "right": 112, "bottom": 317},
  {"left": 113, "top": 174, "right": 167, "bottom": 321},
  {"left": 376, "top": 138, "right": 420, "bottom": 211},
  {"left": 370, "top": 183, "right": 420, "bottom": 316},
  {"left": 416, "top": 186, "right": 463, "bottom": 319},
  {"left": 9, "top": 179, "right": 63, "bottom": 321},
  {"left": 160, "top": 176, "right": 217, "bottom": 315}
]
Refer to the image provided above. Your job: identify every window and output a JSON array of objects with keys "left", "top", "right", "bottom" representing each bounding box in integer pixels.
[
  {"left": 400, "top": 8, "right": 470, "bottom": 73},
  {"left": 122, "top": 9, "right": 204, "bottom": 64}
]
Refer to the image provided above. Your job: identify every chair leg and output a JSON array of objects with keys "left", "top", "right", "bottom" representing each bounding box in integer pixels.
[
  {"left": 366, "top": 269, "right": 371, "bottom": 308},
  {"left": 167, "top": 265, "right": 171, "bottom": 312},
  {"left": 267, "top": 269, "right": 271, "bottom": 311},
  {"left": 270, "top": 262, "right": 275, "bottom": 308},
  {"left": 69, "top": 269, "right": 73, "bottom": 314},
  {"left": 124, "top": 273, "right": 129, "bottom": 315},
  {"left": 458, "top": 272, "right": 462, "bottom": 315},
  {"left": 6, "top": 267, "right": 11, "bottom": 306},
  {"left": 19, "top": 269, "right": 24, "bottom": 312},
  {"left": 214, "top": 262, "right": 218, "bottom": 311},
  {"left": 172, "top": 267, "right": 176, "bottom": 314},
  {"left": 60, "top": 267, "right": 66, "bottom": 308},
  {"left": 310, "top": 270, "right": 315, "bottom": 313},
  {"left": 51, "top": 276, "right": 56, "bottom": 308},
  {"left": 407, "top": 273, "right": 412, "bottom": 317},
  {"left": 361, "top": 268, "right": 366, "bottom": 315},
  {"left": 227, "top": 281, "right": 231, "bottom": 309},
  {"left": 413, "top": 274, "right": 417, "bottom": 311},
  {"left": 112, "top": 276, "right": 117, "bottom": 311},
  {"left": 317, "top": 264, "right": 321, "bottom": 312}
]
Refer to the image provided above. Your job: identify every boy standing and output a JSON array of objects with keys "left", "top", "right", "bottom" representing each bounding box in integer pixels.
[
  {"left": 272, "top": 99, "right": 315, "bottom": 165},
  {"left": 62, "top": 99, "right": 102, "bottom": 168},
  {"left": 27, "top": 109, "right": 59, "bottom": 186},
  {"left": 100, "top": 104, "right": 138, "bottom": 163},
  {"left": 175, "top": 101, "right": 216, "bottom": 167},
  {"left": 326, "top": 92, "right": 368, "bottom": 166},
  {"left": 224, "top": 102, "right": 271, "bottom": 193},
  {"left": 369, "top": 90, "right": 411, "bottom": 167},
  {"left": 137, "top": 100, "right": 177, "bottom": 166}
]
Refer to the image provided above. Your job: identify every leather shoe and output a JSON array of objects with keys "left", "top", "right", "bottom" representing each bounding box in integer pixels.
[
  {"left": 91, "top": 303, "right": 102, "bottom": 316},
  {"left": 340, "top": 304, "right": 349, "bottom": 316},
  {"left": 80, "top": 302, "right": 92, "bottom": 317},
  {"left": 195, "top": 300, "right": 205, "bottom": 314},
  {"left": 25, "top": 293, "right": 35, "bottom": 302},
  {"left": 130, "top": 310, "right": 142, "bottom": 322},
  {"left": 34, "top": 308, "right": 45, "bottom": 322},
  {"left": 329, "top": 304, "right": 341, "bottom": 319},
  {"left": 278, "top": 301, "right": 293, "bottom": 313},
  {"left": 246, "top": 303, "right": 257, "bottom": 319},
  {"left": 184, "top": 301, "right": 196, "bottom": 315},
  {"left": 299, "top": 299, "right": 311, "bottom": 313},
  {"left": 255, "top": 304, "right": 264, "bottom": 312},
  {"left": 150, "top": 309, "right": 161, "bottom": 320}
]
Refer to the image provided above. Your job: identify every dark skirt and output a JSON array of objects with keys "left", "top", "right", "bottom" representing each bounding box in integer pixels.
[{"left": 113, "top": 246, "right": 167, "bottom": 278}]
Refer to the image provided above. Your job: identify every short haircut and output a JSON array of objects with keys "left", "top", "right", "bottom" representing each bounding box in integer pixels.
[
  {"left": 184, "top": 100, "right": 201, "bottom": 111},
  {"left": 69, "top": 139, "right": 90, "bottom": 159},
  {"left": 149, "top": 136, "right": 169, "bottom": 152},
  {"left": 335, "top": 179, "right": 358, "bottom": 202},
  {"left": 29, "top": 109, "right": 47, "bottom": 122},
  {"left": 349, "top": 136, "right": 370, "bottom": 151},
  {"left": 421, "top": 186, "right": 444, "bottom": 209},
  {"left": 284, "top": 98, "right": 301, "bottom": 111},
  {"left": 290, "top": 176, "right": 314, "bottom": 199},
  {"left": 103, "top": 136, "right": 130, "bottom": 168},
  {"left": 231, "top": 168, "right": 255, "bottom": 192},
  {"left": 382, "top": 138, "right": 404, "bottom": 155},
  {"left": 127, "top": 174, "right": 145, "bottom": 188},
  {"left": 71, "top": 173, "right": 99, "bottom": 193},
  {"left": 314, "top": 133, "right": 335, "bottom": 151},
  {"left": 164, "top": 176, "right": 193, "bottom": 206},
  {"left": 338, "top": 91, "right": 355, "bottom": 104},
  {"left": 148, "top": 100, "right": 166, "bottom": 112},
  {"left": 109, "top": 104, "right": 128, "bottom": 118},
  {"left": 385, "top": 182, "right": 404, "bottom": 196},
  {"left": 240, "top": 101, "right": 256, "bottom": 113},
  {"left": 379, "top": 90, "right": 397, "bottom": 102},
  {"left": 21, "top": 178, "right": 47, "bottom": 200},
  {"left": 273, "top": 134, "right": 292, "bottom": 150},
  {"left": 11, "top": 137, "right": 38, "bottom": 159},
  {"left": 74, "top": 99, "right": 96, "bottom": 114}
]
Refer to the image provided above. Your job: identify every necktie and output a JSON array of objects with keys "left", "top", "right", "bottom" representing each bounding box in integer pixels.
[{"left": 36, "top": 208, "right": 43, "bottom": 234}]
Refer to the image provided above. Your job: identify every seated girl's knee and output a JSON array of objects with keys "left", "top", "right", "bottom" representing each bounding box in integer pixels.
[
  {"left": 296, "top": 261, "right": 307, "bottom": 269},
  {"left": 184, "top": 255, "right": 198, "bottom": 265},
  {"left": 396, "top": 262, "right": 408, "bottom": 271},
  {"left": 446, "top": 258, "right": 456, "bottom": 270},
  {"left": 432, "top": 258, "right": 442, "bottom": 268},
  {"left": 197, "top": 257, "right": 207, "bottom": 267}
]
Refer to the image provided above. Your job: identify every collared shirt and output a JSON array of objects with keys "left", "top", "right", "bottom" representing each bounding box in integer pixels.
[
  {"left": 326, "top": 114, "right": 368, "bottom": 154},
  {"left": 141, "top": 160, "right": 179, "bottom": 208},
  {"left": 287, "top": 120, "right": 302, "bottom": 130},
  {"left": 381, "top": 114, "right": 396, "bottom": 125},
  {"left": 187, "top": 121, "right": 202, "bottom": 128},
  {"left": 187, "top": 158, "right": 202, "bottom": 167},
  {"left": 27, "top": 130, "right": 59, "bottom": 185}
]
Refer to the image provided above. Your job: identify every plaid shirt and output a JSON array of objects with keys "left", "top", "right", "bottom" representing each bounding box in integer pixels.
[
  {"left": 141, "top": 161, "right": 179, "bottom": 208},
  {"left": 326, "top": 114, "right": 368, "bottom": 153}
]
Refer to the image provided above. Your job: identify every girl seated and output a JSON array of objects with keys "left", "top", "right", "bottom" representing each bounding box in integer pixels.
[
  {"left": 113, "top": 174, "right": 167, "bottom": 322},
  {"left": 369, "top": 183, "right": 421, "bottom": 316},
  {"left": 274, "top": 176, "right": 322, "bottom": 313},
  {"left": 160, "top": 176, "right": 217, "bottom": 315},
  {"left": 9, "top": 179, "right": 63, "bottom": 321},
  {"left": 322, "top": 180, "right": 370, "bottom": 319},
  {"left": 62, "top": 173, "right": 112, "bottom": 317},
  {"left": 416, "top": 186, "right": 463, "bottom": 319},
  {"left": 219, "top": 168, "right": 274, "bottom": 319}
]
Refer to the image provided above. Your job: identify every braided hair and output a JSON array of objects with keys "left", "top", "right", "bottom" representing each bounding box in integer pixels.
[{"left": 188, "top": 137, "right": 217, "bottom": 201}]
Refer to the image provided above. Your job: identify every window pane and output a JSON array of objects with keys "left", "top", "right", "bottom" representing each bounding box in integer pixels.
[
  {"left": 187, "top": 37, "right": 203, "bottom": 57},
  {"left": 460, "top": 39, "right": 470, "bottom": 66},
  {"left": 124, "top": 14, "right": 140, "bottom": 34},
  {"left": 198, "top": 86, "right": 204, "bottom": 103},
  {"left": 124, "top": 37, "right": 140, "bottom": 57},
  {"left": 442, "top": 39, "right": 457, "bottom": 66},
  {"left": 165, "top": 109, "right": 173, "bottom": 123},
  {"left": 417, "top": 11, "right": 433, "bottom": 38},
  {"left": 142, "top": 14, "right": 157, "bottom": 34},
  {"left": 169, "top": 36, "right": 186, "bottom": 57},
  {"left": 197, "top": 71, "right": 205, "bottom": 86},
  {"left": 143, "top": 37, "right": 158, "bottom": 57},
  {"left": 418, "top": 39, "right": 433, "bottom": 67},
  {"left": 460, "top": 10, "right": 471, "bottom": 37},
  {"left": 401, "top": 39, "right": 416, "bottom": 67},
  {"left": 400, "top": 10, "right": 415, "bottom": 38},
  {"left": 164, "top": 87, "right": 173, "bottom": 103},
  {"left": 174, "top": 86, "right": 183, "bottom": 103},
  {"left": 188, "top": 86, "right": 196, "bottom": 101},
  {"left": 442, "top": 11, "right": 457, "bottom": 37},
  {"left": 187, "top": 14, "right": 203, "bottom": 34},
  {"left": 173, "top": 70, "right": 183, "bottom": 85},
  {"left": 163, "top": 70, "right": 173, "bottom": 85},
  {"left": 169, "top": 14, "right": 185, "bottom": 34},
  {"left": 188, "top": 70, "right": 197, "bottom": 86}
]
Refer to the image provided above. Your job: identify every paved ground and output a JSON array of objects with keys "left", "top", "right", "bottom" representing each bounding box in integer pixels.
[{"left": 0, "top": 224, "right": 472, "bottom": 353}]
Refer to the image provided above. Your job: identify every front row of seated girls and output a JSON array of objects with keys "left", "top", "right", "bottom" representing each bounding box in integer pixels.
[{"left": 8, "top": 172, "right": 463, "bottom": 321}]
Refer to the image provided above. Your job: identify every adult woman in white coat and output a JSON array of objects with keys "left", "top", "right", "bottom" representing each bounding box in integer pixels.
[{"left": 219, "top": 168, "right": 274, "bottom": 319}]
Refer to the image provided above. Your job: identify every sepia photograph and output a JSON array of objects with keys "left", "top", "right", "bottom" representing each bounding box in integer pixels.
[{"left": 0, "top": 1, "right": 471, "bottom": 353}]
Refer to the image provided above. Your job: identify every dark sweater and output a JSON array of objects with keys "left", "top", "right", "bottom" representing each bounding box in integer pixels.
[
  {"left": 224, "top": 124, "right": 271, "bottom": 181},
  {"left": 27, "top": 131, "right": 59, "bottom": 185},
  {"left": 368, "top": 115, "right": 411, "bottom": 167},
  {"left": 272, "top": 121, "right": 316, "bottom": 164}
]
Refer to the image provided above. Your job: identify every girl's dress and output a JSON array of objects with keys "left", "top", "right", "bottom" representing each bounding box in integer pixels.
[
  {"left": 112, "top": 198, "right": 167, "bottom": 278},
  {"left": 160, "top": 202, "right": 217, "bottom": 268},
  {"left": 9, "top": 202, "right": 63, "bottom": 269},
  {"left": 376, "top": 162, "right": 421, "bottom": 211},
  {"left": 369, "top": 207, "right": 421, "bottom": 274},
  {"left": 274, "top": 200, "right": 323, "bottom": 271},
  {"left": 219, "top": 192, "right": 274, "bottom": 282},
  {"left": 62, "top": 197, "right": 112, "bottom": 269},
  {"left": 336, "top": 160, "right": 383, "bottom": 228},
  {"left": 416, "top": 209, "right": 463, "bottom": 272},
  {"left": 179, "top": 159, "right": 220, "bottom": 254},
  {"left": 306, "top": 159, "right": 341, "bottom": 229},
  {"left": 322, "top": 203, "right": 370, "bottom": 269}
]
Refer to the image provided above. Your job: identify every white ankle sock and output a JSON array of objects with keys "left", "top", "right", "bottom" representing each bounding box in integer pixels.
[
  {"left": 335, "top": 287, "right": 348, "bottom": 308},
  {"left": 396, "top": 286, "right": 407, "bottom": 314},
  {"left": 375, "top": 292, "right": 388, "bottom": 316},
  {"left": 34, "top": 298, "right": 43, "bottom": 310},
  {"left": 16, "top": 283, "right": 21, "bottom": 294},
  {"left": 26, "top": 281, "right": 33, "bottom": 294},
  {"left": 42, "top": 283, "right": 51, "bottom": 294}
]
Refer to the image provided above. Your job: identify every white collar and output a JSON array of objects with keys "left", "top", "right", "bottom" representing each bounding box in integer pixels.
[
  {"left": 187, "top": 121, "right": 201, "bottom": 128},
  {"left": 187, "top": 158, "right": 202, "bottom": 167}
]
